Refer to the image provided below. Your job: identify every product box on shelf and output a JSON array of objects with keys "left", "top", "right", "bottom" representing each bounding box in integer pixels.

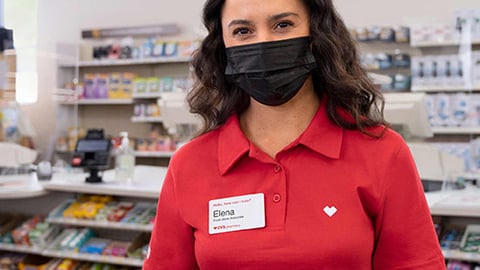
[
  {"left": 83, "top": 74, "right": 97, "bottom": 99},
  {"left": 0, "top": 213, "right": 25, "bottom": 242},
  {"left": 18, "top": 254, "right": 52, "bottom": 270},
  {"left": 108, "top": 73, "right": 122, "bottom": 99},
  {"left": 426, "top": 93, "right": 480, "bottom": 128},
  {"left": 460, "top": 224, "right": 480, "bottom": 253},
  {"left": 145, "top": 77, "right": 160, "bottom": 93},
  {"left": 440, "top": 223, "right": 467, "bottom": 251},
  {"left": 0, "top": 52, "right": 16, "bottom": 101},
  {"left": 454, "top": 9, "right": 480, "bottom": 40},
  {"left": 12, "top": 215, "right": 44, "bottom": 246},
  {"left": 473, "top": 52, "right": 480, "bottom": 88},
  {"left": 127, "top": 233, "right": 150, "bottom": 259},
  {"left": 120, "top": 72, "right": 135, "bottom": 98},
  {"left": 410, "top": 24, "right": 457, "bottom": 45},
  {"left": 96, "top": 73, "right": 109, "bottom": 99}
]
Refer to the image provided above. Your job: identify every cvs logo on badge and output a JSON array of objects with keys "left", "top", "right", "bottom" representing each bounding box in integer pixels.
[{"left": 209, "top": 193, "right": 265, "bottom": 234}]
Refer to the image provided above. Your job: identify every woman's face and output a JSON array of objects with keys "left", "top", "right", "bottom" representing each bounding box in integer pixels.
[{"left": 221, "top": 0, "right": 310, "bottom": 48}]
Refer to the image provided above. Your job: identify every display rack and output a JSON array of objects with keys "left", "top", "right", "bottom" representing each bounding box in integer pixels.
[
  {"left": 58, "top": 56, "right": 191, "bottom": 68},
  {"left": 0, "top": 166, "right": 163, "bottom": 267}
]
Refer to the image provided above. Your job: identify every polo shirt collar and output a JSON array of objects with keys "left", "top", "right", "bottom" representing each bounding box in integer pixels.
[
  {"left": 218, "top": 102, "right": 343, "bottom": 175},
  {"left": 218, "top": 115, "right": 250, "bottom": 175}
]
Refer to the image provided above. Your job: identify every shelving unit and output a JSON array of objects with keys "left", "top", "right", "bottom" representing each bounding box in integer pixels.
[
  {"left": 412, "top": 86, "right": 480, "bottom": 92},
  {"left": 45, "top": 217, "right": 153, "bottom": 232},
  {"left": 0, "top": 243, "right": 144, "bottom": 267},
  {"left": 59, "top": 98, "right": 134, "bottom": 105},
  {"left": 0, "top": 166, "right": 163, "bottom": 267},
  {"left": 356, "top": 26, "right": 480, "bottom": 266},
  {"left": 411, "top": 38, "right": 480, "bottom": 48},
  {"left": 130, "top": 116, "right": 163, "bottom": 123},
  {"left": 432, "top": 127, "right": 480, "bottom": 135},
  {"left": 55, "top": 42, "right": 194, "bottom": 167},
  {"left": 58, "top": 56, "right": 191, "bottom": 68}
]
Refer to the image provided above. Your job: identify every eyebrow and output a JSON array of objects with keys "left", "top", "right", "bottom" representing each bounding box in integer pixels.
[{"left": 227, "top": 12, "right": 300, "bottom": 28}]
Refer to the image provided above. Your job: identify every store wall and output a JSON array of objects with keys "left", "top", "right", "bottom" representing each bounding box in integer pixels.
[{"left": 30, "top": 0, "right": 480, "bottom": 161}]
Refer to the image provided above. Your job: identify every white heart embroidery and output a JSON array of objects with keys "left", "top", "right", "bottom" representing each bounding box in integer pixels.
[{"left": 323, "top": 206, "right": 337, "bottom": 217}]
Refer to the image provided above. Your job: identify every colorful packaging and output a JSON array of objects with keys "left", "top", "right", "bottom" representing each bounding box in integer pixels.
[
  {"left": 83, "top": 73, "right": 97, "bottom": 99},
  {"left": 95, "top": 73, "right": 109, "bottom": 99},
  {"left": 120, "top": 72, "right": 135, "bottom": 98},
  {"left": 108, "top": 72, "right": 122, "bottom": 99}
]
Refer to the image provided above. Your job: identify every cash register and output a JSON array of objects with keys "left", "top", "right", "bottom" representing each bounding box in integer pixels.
[{"left": 71, "top": 129, "right": 112, "bottom": 183}]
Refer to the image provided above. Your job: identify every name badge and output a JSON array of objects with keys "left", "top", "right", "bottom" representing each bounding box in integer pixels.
[{"left": 209, "top": 193, "right": 265, "bottom": 235}]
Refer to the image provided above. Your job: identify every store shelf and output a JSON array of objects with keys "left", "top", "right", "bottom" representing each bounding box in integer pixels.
[
  {"left": 131, "top": 116, "right": 163, "bottom": 123},
  {"left": 0, "top": 243, "right": 44, "bottom": 255},
  {"left": 134, "top": 151, "right": 174, "bottom": 158},
  {"left": 412, "top": 85, "right": 480, "bottom": 92},
  {"left": 46, "top": 217, "right": 153, "bottom": 232},
  {"left": 432, "top": 127, "right": 480, "bottom": 135},
  {"left": 59, "top": 56, "right": 191, "bottom": 68},
  {"left": 411, "top": 38, "right": 480, "bottom": 48},
  {"left": 0, "top": 236, "right": 145, "bottom": 267},
  {"left": 132, "top": 93, "right": 162, "bottom": 99},
  {"left": 43, "top": 250, "right": 144, "bottom": 267},
  {"left": 442, "top": 249, "right": 480, "bottom": 263},
  {"left": 427, "top": 190, "right": 480, "bottom": 217},
  {"left": 41, "top": 166, "right": 166, "bottom": 199},
  {"left": 59, "top": 99, "right": 134, "bottom": 105}
]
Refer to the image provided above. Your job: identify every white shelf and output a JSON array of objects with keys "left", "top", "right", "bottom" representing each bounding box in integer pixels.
[
  {"left": 427, "top": 190, "right": 480, "bottom": 217},
  {"left": 135, "top": 151, "right": 174, "bottom": 158},
  {"left": 43, "top": 249, "right": 144, "bottom": 267},
  {"left": 432, "top": 127, "right": 480, "bottom": 135},
  {"left": 411, "top": 38, "right": 480, "bottom": 48},
  {"left": 41, "top": 166, "right": 166, "bottom": 199},
  {"left": 46, "top": 217, "right": 153, "bottom": 232},
  {"left": 0, "top": 243, "right": 144, "bottom": 267},
  {"left": 132, "top": 92, "right": 162, "bottom": 99},
  {"left": 412, "top": 85, "right": 480, "bottom": 92},
  {"left": 131, "top": 116, "right": 163, "bottom": 123},
  {"left": 442, "top": 249, "right": 480, "bottom": 263},
  {"left": 59, "top": 99, "right": 134, "bottom": 105},
  {"left": 59, "top": 56, "right": 191, "bottom": 68},
  {"left": 0, "top": 243, "right": 44, "bottom": 255}
]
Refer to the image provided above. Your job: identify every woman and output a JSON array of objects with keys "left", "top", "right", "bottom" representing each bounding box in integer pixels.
[{"left": 143, "top": 0, "right": 446, "bottom": 269}]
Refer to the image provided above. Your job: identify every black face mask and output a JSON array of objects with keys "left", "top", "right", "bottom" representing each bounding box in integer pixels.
[{"left": 225, "top": 36, "right": 317, "bottom": 106}]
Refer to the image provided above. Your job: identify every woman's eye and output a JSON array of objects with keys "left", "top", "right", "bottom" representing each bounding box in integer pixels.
[
  {"left": 233, "top": 27, "right": 250, "bottom": 36},
  {"left": 275, "top": 21, "right": 293, "bottom": 30}
]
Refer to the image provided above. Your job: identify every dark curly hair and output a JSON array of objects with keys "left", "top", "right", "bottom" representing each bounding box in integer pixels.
[{"left": 188, "top": 0, "right": 387, "bottom": 137}]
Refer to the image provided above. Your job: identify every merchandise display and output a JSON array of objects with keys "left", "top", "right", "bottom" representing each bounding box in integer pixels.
[
  {"left": 353, "top": 25, "right": 413, "bottom": 92},
  {"left": 0, "top": 193, "right": 155, "bottom": 268}
]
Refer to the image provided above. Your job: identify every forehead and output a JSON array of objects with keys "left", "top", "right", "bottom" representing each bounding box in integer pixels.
[{"left": 221, "top": 0, "right": 308, "bottom": 21}]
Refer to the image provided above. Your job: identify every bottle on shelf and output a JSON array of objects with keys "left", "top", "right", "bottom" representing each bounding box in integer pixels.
[{"left": 115, "top": 131, "right": 135, "bottom": 184}]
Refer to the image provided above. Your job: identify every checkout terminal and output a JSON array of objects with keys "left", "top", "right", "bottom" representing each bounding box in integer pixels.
[{"left": 71, "top": 129, "right": 112, "bottom": 183}]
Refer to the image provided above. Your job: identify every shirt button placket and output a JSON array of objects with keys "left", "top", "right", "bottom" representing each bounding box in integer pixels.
[
  {"left": 273, "top": 164, "right": 281, "bottom": 173},
  {"left": 273, "top": 164, "right": 282, "bottom": 203}
]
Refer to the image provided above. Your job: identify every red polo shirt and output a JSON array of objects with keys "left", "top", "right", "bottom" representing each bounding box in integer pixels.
[{"left": 143, "top": 103, "right": 445, "bottom": 270}]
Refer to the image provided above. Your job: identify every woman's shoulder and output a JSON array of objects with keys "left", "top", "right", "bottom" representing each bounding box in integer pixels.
[{"left": 345, "top": 125, "right": 408, "bottom": 152}]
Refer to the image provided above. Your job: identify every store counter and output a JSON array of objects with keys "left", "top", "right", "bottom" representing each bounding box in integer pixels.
[
  {"left": 41, "top": 165, "right": 167, "bottom": 199},
  {"left": 0, "top": 173, "right": 47, "bottom": 199}
]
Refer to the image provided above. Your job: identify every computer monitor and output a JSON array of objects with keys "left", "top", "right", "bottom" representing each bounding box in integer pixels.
[{"left": 383, "top": 92, "right": 433, "bottom": 139}]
